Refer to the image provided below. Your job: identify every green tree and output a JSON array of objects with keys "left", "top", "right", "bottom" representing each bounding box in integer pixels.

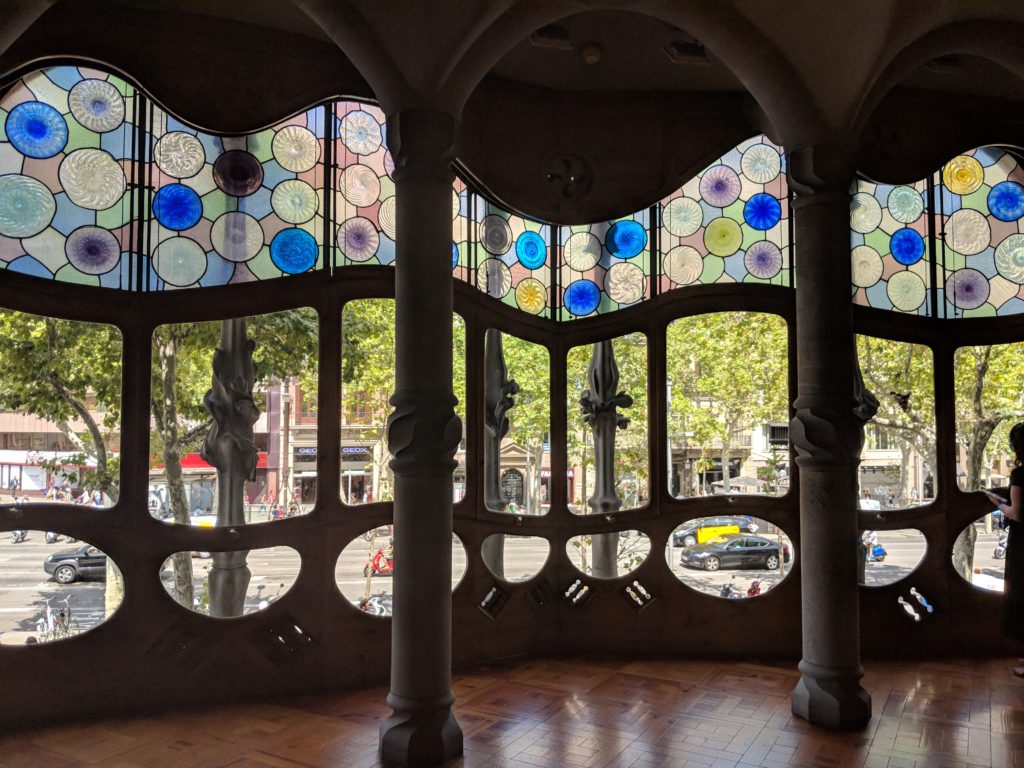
[{"left": 667, "top": 312, "right": 788, "bottom": 495}]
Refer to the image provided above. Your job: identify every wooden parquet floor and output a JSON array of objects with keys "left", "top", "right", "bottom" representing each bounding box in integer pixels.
[{"left": 2, "top": 656, "right": 1024, "bottom": 767}]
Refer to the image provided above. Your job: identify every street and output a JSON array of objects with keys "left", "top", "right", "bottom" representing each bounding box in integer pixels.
[{"left": 0, "top": 526, "right": 1009, "bottom": 641}]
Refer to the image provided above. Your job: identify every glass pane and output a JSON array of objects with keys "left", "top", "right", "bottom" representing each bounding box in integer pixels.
[
  {"left": 857, "top": 335, "right": 934, "bottom": 507},
  {"left": 567, "top": 333, "right": 647, "bottom": 514},
  {"left": 565, "top": 531, "right": 650, "bottom": 579},
  {"left": 669, "top": 517, "right": 793, "bottom": 598},
  {"left": 490, "top": 332, "right": 549, "bottom": 515},
  {"left": 558, "top": 211, "right": 650, "bottom": 319},
  {"left": 150, "top": 308, "right": 318, "bottom": 523},
  {"left": 475, "top": 200, "right": 552, "bottom": 318},
  {"left": 160, "top": 546, "right": 299, "bottom": 615},
  {"left": 859, "top": 528, "right": 926, "bottom": 587},
  {"left": 335, "top": 530, "right": 468, "bottom": 616},
  {"left": 0, "top": 532, "right": 121, "bottom": 644},
  {"left": 667, "top": 312, "right": 788, "bottom": 498},
  {"left": 661, "top": 136, "right": 790, "bottom": 292},
  {"left": 952, "top": 514, "right": 1006, "bottom": 593},
  {"left": 332, "top": 101, "right": 393, "bottom": 267},
  {"left": 341, "top": 299, "right": 465, "bottom": 505},
  {"left": 481, "top": 535, "right": 549, "bottom": 582},
  {"left": 0, "top": 309, "right": 122, "bottom": 503},
  {"left": 939, "top": 148, "right": 1024, "bottom": 318},
  {"left": 0, "top": 65, "right": 138, "bottom": 288},
  {"left": 850, "top": 179, "right": 931, "bottom": 314},
  {"left": 145, "top": 104, "right": 325, "bottom": 288}
]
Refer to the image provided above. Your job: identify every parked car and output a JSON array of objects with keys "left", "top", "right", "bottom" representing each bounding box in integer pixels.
[
  {"left": 679, "top": 533, "right": 790, "bottom": 572},
  {"left": 44, "top": 545, "right": 108, "bottom": 584},
  {"left": 672, "top": 516, "right": 758, "bottom": 548}
]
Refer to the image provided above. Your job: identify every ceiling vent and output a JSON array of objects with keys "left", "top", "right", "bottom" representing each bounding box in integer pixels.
[
  {"left": 665, "top": 40, "right": 708, "bottom": 64},
  {"left": 530, "top": 25, "right": 573, "bottom": 51}
]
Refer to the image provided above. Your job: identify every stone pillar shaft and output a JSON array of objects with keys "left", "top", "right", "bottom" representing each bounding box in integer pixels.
[
  {"left": 788, "top": 146, "right": 871, "bottom": 729},
  {"left": 380, "top": 108, "right": 464, "bottom": 767}
]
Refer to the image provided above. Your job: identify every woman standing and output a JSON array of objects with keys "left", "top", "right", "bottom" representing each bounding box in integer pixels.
[{"left": 985, "top": 422, "right": 1024, "bottom": 676}]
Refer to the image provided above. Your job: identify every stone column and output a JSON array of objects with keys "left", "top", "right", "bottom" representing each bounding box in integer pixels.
[
  {"left": 788, "top": 146, "right": 872, "bottom": 728},
  {"left": 581, "top": 340, "right": 632, "bottom": 579},
  {"left": 201, "top": 318, "right": 258, "bottom": 618},
  {"left": 379, "top": 108, "right": 464, "bottom": 767}
]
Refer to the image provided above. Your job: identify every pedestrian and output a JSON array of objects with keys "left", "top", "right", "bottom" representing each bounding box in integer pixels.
[{"left": 984, "top": 421, "right": 1024, "bottom": 677}]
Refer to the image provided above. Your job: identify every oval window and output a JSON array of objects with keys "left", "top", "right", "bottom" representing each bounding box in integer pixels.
[
  {"left": 335, "top": 529, "right": 468, "bottom": 616},
  {"left": 0, "top": 531, "right": 121, "bottom": 644},
  {"left": 565, "top": 531, "right": 650, "bottom": 579},
  {"left": 952, "top": 514, "right": 1005, "bottom": 592},
  {"left": 668, "top": 517, "right": 794, "bottom": 598},
  {"left": 860, "top": 528, "right": 926, "bottom": 586},
  {"left": 481, "top": 535, "right": 549, "bottom": 582},
  {"left": 160, "top": 546, "right": 300, "bottom": 617}
]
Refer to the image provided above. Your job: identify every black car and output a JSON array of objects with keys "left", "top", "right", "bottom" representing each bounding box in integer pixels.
[
  {"left": 43, "top": 545, "right": 107, "bottom": 584},
  {"left": 672, "top": 516, "right": 758, "bottom": 548},
  {"left": 679, "top": 533, "right": 790, "bottom": 572}
]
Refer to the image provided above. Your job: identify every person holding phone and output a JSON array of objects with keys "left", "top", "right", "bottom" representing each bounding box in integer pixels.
[{"left": 984, "top": 422, "right": 1024, "bottom": 676}]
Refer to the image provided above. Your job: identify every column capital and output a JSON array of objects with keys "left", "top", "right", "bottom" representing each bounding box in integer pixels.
[
  {"left": 787, "top": 144, "right": 857, "bottom": 204},
  {"left": 386, "top": 108, "right": 458, "bottom": 184},
  {"left": 387, "top": 388, "right": 462, "bottom": 477}
]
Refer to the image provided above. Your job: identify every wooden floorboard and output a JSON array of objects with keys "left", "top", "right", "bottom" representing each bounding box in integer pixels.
[{"left": 1, "top": 657, "right": 1023, "bottom": 767}]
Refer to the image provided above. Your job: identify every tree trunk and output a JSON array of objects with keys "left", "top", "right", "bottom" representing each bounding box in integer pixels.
[{"left": 156, "top": 331, "right": 195, "bottom": 609}]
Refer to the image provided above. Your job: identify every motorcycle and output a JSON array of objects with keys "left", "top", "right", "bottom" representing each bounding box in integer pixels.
[
  {"left": 866, "top": 543, "right": 887, "bottom": 562},
  {"left": 719, "top": 582, "right": 743, "bottom": 599},
  {"left": 995, "top": 531, "right": 1008, "bottom": 560},
  {"left": 10, "top": 529, "right": 27, "bottom": 543},
  {"left": 746, "top": 580, "right": 762, "bottom": 597},
  {"left": 364, "top": 540, "right": 394, "bottom": 577},
  {"left": 45, "top": 531, "right": 59, "bottom": 544}
]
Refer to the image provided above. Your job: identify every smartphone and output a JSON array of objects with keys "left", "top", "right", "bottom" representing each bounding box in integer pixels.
[{"left": 983, "top": 489, "right": 1005, "bottom": 505}]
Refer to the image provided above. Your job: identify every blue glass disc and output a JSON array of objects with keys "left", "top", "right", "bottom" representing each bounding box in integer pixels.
[
  {"left": 890, "top": 228, "right": 925, "bottom": 265},
  {"left": 564, "top": 279, "right": 601, "bottom": 315},
  {"left": 270, "top": 228, "right": 317, "bottom": 274},
  {"left": 606, "top": 220, "right": 646, "bottom": 258},
  {"left": 743, "top": 193, "right": 782, "bottom": 230},
  {"left": 451, "top": 241, "right": 459, "bottom": 270},
  {"left": 515, "top": 231, "right": 546, "bottom": 269},
  {"left": 5, "top": 102, "right": 68, "bottom": 159},
  {"left": 153, "top": 184, "right": 202, "bottom": 230},
  {"left": 988, "top": 181, "right": 1024, "bottom": 222}
]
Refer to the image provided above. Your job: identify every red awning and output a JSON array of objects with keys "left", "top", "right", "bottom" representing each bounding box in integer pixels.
[{"left": 155, "top": 452, "right": 269, "bottom": 471}]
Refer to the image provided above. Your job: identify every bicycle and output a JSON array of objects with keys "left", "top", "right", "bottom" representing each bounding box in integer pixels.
[{"left": 35, "top": 596, "right": 80, "bottom": 642}]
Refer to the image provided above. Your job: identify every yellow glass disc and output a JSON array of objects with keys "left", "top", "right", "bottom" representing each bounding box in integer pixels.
[
  {"left": 515, "top": 278, "right": 546, "bottom": 314},
  {"left": 942, "top": 155, "right": 984, "bottom": 195},
  {"left": 703, "top": 218, "right": 742, "bottom": 257}
]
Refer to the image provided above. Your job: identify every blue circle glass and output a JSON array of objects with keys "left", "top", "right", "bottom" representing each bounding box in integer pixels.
[
  {"left": 515, "top": 231, "right": 546, "bottom": 269},
  {"left": 153, "top": 184, "right": 202, "bottom": 231},
  {"left": 988, "top": 181, "right": 1024, "bottom": 222},
  {"left": 451, "top": 241, "right": 459, "bottom": 270},
  {"left": 889, "top": 228, "right": 925, "bottom": 265},
  {"left": 743, "top": 193, "right": 782, "bottom": 230},
  {"left": 271, "top": 228, "right": 317, "bottom": 274},
  {"left": 564, "top": 279, "right": 601, "bottom": 315},
  {"left": 6, "top": 102, "right": 68, "bottom": 159},
  {"left": 606, "top": 220, "right": 646, "bottom": 258}
]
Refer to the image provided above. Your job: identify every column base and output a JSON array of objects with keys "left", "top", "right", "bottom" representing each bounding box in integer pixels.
[
  {"left": 380, "top": 693, "right": 463, "bottom": 767},
  {"left": 791, "top": 660, "right": 871, "bottom": 729}
]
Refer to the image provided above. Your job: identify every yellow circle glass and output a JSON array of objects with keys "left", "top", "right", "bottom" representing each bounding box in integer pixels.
[
  {"left": 515, "top": 278, "right": 546, "bottom": 314},
  {"left": 703, "top": 218, "right": 742, "bottom": 257},
  {"left": 942, "top": 155, "right": 984, "bottom": 195}
]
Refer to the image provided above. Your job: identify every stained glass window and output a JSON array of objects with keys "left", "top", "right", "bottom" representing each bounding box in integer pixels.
[
  {"left": 850, "top": 179, "right": 931, "bottom": 315},
  {"left": 144, "top": 104, "right": 325, "bottom": 289},
  {"left": 0, "top": 66, "right": 138, "bottom": 288},
  {"left": 332, "top": 102, "right": 393, "bottom": 268},
  {"left": 558, "top": 210, "right": 650, "bottom": 320},
  {"left": 938, "top": 148, "right": 1024, "bottom": 318},
  {"left": 660, "top": 136, "right": 790, "bottom": 291},
  {"left": 475, "top": 200, "right": 551, "bottom": 318},
  {"left": 452, "top": 177, "right": 470, "bottom": 283}
]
